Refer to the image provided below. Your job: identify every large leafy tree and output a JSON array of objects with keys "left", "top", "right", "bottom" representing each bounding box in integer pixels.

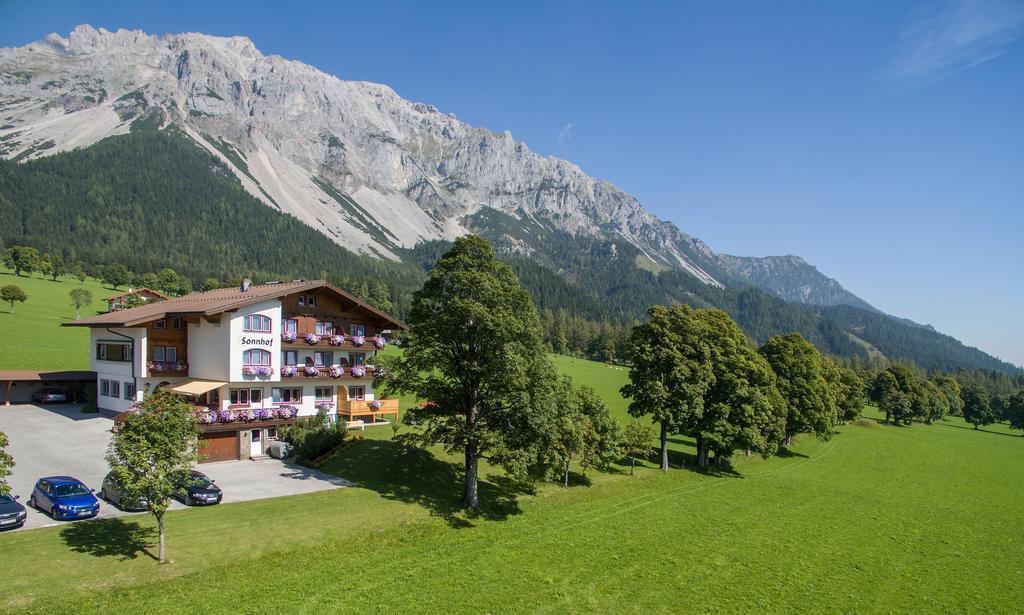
[
  {"left": 759, "top": 333, "right": 838, "bottom": 445},
  {"left": 961, "top": 384, "right": 995, "bottom": 430},
  {"left": 102, "top": 263, "right": 132, "bottom": 290},
  {"left": 1007, "top": 391, "right": 1024, "bottom": 434},
  {"left": 919, "top": 379, "right": 949, "bottom": 424},
  {"left": 0, "top": 431, "right": 13, "bottom": 497},
  {"left": 621, "top": 305, "right": 711, "bottom": 470},
  {"left": 105, "top": 389, "right": 199, "bottom": 563},
  {"left": 540, "top": 376, "right": 621, "bottom": 486},
  {"left": 69, "top": 288, "right": 93, "bottom": 320},
  {"left": 872, "top": 366, "right": 919, "bottom": 425},
  {"left": 932, "top": 375, "right": 963, "bottom": 417},
  {"left": 836, "top": 366, "right": 867, "bottom": 422},
  {"left": 696, "top": 310, "right": 787, "bottom": 467},
  {"left": 2, "top": 245, "right": 40, "bottom": 277},
  {"left": 376, "top": 236, "right": 556, "bottom": 509}
]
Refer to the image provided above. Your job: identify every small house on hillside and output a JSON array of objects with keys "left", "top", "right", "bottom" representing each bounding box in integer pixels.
[{"left": 105, "top": 288, "right": 170, "bottom": 312}]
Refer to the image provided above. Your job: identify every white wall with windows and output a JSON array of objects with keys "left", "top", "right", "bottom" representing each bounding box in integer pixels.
[{"left": 229, "top": 300, "right": 281, "bottom": 383}]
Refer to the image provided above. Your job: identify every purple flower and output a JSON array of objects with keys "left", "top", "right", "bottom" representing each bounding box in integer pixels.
[
  {"left": 304, "top": 333, "right": 321, "bottom": 345},
  {"left": 316, "top": 401, "right": 333, "bottom": 412},
  {"left": 238, "top": 409, "right": 256, "bottom": 422},
  {"left": 351, "top": 335, "right": 365, "bottom": 347},
  {"left": 280, "top": 365, "right": 297, "bottom": 377},
  {"left": 303, "top": 365, "right": 320, "bottom": 377},
  {"left": 218, "top": 410, "right": 237, "bottom": 423},
  {"left": 369, "top": 399, "right": 383, "bottom": 410},
  {"left": 277, "top": 406, "right": 296, "bottom": 419},
  {"left": 329, "top": 334, "right": 345, "bottom": 346},
  {"left": 351, "top": 365, "right": 365, "bottom": 378},
  {"left": 242, "top": 366, "right": 256, "bottom": 377},
  {"left": 255, "top": 408, "right": 272, "bottom": 421},
  {"left": 256, "top": 366, "right": 274, "bottom": 377},
  {"left": 198, "top": 411, "right": 217, "bottom": 425},
  {"left": 329, "top": 365, "right": 343, "bottom": 378},
  {"left": 281, "top": 331, "right": 297, "bottom": 342},
  {"left": 372, "top": 335, "right": 386, "bottom": 349}
]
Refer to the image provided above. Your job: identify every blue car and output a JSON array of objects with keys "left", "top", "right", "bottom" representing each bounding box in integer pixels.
[{"left": 28, "top": 476, "right": 100, "bottom": 520}]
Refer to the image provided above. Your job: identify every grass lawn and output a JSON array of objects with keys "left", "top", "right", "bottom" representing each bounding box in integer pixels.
[
  {"left": 1, "top": 377, "right": 1021, "bottom": 613},
  {"left": 0, "top": 268, "right": 112, "bottom": 370}
]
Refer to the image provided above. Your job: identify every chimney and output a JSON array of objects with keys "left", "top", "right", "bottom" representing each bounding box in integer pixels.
[{"left": 241, "top": 278, "right": 251, "bottom": 292}]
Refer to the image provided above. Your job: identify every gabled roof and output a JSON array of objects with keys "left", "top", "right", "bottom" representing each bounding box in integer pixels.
[
  {"left": 64, "top": 280, "right": 407, "bottom": 330},
  {"left": 103, "top": 287, "right": 171, "bottom": 302}
]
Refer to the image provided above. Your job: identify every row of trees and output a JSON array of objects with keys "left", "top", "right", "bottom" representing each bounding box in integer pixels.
[{"left": 869, "top": 366, "right": 962, "bottom": 426}]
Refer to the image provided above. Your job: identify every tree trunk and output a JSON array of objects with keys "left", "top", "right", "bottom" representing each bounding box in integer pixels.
[
  {"left": 75, "top": 307, "right": 80, "bottom": 320},
  {"left": 884, "top": 412, "right": 890, "bottom": 425},
  {"left": 696, "top": 437, "right": 709, "bottom": 468},
  {"left": 974, "top": 424, "right": 978, "bottom": 430},
  {"left": 462, "top": 438, "right": 479, "bottom": 509},
  {"left": 630, "top": 456, "right": 635, "bottom": 475},
  {"left": 564, "top": 460, "right": 570, "bottom": 488},
  {"left": 659, "top": 421, "right": 667, "bottom": 470},
  {"left": 157, "top": 512, "right": 166, "bottom": 563}
]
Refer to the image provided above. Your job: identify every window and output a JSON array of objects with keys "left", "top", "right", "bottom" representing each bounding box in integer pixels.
[
  {"left": 166, "top": 347, "right": 177, "bottom": 363},
  {"left": 96, "top": 343, "right": 130, "bottom": 362},
  {"left": 314, "top": 351, "right": 333, "bottom": 367},
  {"left": 154, "top": 319, "right": 167, "bottom": 330},
  {"left": 283, "top": 319, "right": 298, "bottom": 334},
  {"left": 347, "top": 386, "right": 365, "bottom": 401},
  {"left": 298, "top": 296, "right": 305, "bottom": 307},
  {"left": 272, "top": 387, "right": 303, "bottom": 403},
  {"left": 171, "top": 317, "right": 182, "bottom": 330},
  {"left": 230, "top": 388, "right": 255, "bottom": 405},
  {"left": 307, "top": 295, "right": 317, "bottom": 307},
  {"left": 100, "top": 379, "right": 110, "bottom": 396},
  {"left": 152, "top": 347, "right": 177, "bottom": 364},
  {"left": 243, "top": 314, "right": 271, "bottom": 332},
  {"left": 110, "top": 381, "right": 120, "bottom": 398},
  {"left": 349, "top": 352, "right": 366, "bottom": 366},
  {"left": 152, "top": 346, "right": 165, "bottom": 362},
  {"left": 267, "top": 428, "right": 278, "bottom": 440},
  {"left": 282, "top": 350, "right": 298, "bottom": 366},
  {"left": 243, "top": 349, "right": 271, "bottom": 366},
  {"left": 314, "top": 386, "right": 333, "bottom": 401},
  {"left": 349, "top": 323, "right": 365, "bottom": 337},
  {"left": 315, "top": 321, "right": 333, "bottom": 335},
  {"left": 123, "top": 382, "right": 135, "bottom": 400}
]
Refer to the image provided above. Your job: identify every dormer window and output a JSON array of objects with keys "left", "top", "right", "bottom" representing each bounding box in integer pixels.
[
  {"left": 307, "top": 295, "right": 317, "bottom": 307},
  {"left": 315, "top": 321, "right": 333, "bottom": 335},
  {"left": 243, "top": 314, "right": 271, "bottom": 333}
]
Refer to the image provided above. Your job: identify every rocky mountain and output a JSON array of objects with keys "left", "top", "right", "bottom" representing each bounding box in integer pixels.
[{"left": 715, "top": 254, "right": 877, "bottom": 312}]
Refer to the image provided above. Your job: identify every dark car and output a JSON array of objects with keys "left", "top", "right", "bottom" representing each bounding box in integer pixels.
[
  {"left": 173, "top": 471, "right": 222, "bottom": 506},
  {"left": 31, "top": 387, "right": 67, "bottom": 404},
  {"left": 0, "top": 494, "right": 27, "bottom": 530},
  {"left": 100, "top": 472, "right": 148, "bottom": 512},
  {"left": 28, "top": 476, "right": 100, "bottom": 520}
]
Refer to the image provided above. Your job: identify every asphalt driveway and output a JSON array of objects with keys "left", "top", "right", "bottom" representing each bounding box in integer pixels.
[{"left": 0, "top": 404, "right": 350, "bottom": 532}]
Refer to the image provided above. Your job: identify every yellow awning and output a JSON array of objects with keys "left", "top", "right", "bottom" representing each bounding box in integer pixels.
[{"left": 167, "top": 379, "right": 226, "bottom": 396}]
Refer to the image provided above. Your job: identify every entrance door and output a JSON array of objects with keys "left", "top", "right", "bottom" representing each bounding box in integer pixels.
[{"left": 250, "top": 429, "right": 262, "bottom": 457}]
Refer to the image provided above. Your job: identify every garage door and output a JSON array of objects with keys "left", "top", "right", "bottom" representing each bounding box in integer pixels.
[{"left": 199, "top": 431, "right": 238, "bottom": 462}]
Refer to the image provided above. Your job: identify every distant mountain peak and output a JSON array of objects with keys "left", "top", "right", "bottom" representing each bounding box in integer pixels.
[{"left": 715, "top": 253, "right": 876, "bottom": 311}]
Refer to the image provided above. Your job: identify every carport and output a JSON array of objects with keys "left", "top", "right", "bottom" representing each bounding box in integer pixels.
[{"left": 0, "top": 370, "right": 95, "bottom": 406}]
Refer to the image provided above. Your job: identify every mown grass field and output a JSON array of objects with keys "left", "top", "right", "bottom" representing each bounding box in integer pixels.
[
  {"left": 0, "top": 346, "right": 1021, "bottom": 613},
  {"left": 0, "top": 268, "right": 111, "bottom": 370}
]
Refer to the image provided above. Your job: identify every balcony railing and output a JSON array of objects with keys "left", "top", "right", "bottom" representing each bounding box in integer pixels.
[
  {"left": 280, "top": 365, "right": 376, "bottom": 379},
  {"left": 148, "top": 361, "right": 189, "bottom": 376},
  {"left": 280, "top": 332, "right": 387, "bottom": 352},
  {"left": 339, "top": 398, "right": 399, "bottom": 420}
]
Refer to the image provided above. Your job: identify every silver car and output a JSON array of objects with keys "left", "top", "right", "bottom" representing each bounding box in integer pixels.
[{"left": 31, "top": 388, "right": 67, "bottom": 403}]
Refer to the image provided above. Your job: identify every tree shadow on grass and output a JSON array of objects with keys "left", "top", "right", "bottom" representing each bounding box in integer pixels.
[
  {"left": 667, "top": 437, "right": 697, "bottom": 447},
  {"left": 60, "top": 517, "right": 157, "bottom": 561},
  {"left": 776, "top": 447, "right": 809, "bottom": 459},
  {"left": 935, "top": 422, "right": 1020, "bottom": 438},
  {"left": 323, "top": 439, "right": 532, "bottom": 528},
  {"left": 663, "top": 448, "right": 744, "bottom": 478}
]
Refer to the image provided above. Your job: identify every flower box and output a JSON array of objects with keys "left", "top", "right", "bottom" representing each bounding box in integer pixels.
[
  {"left": 304, "top": 333, "right": 321, "bottom": 345},
  {"left": 350, "top": 335, "right": 365, "bottom": 347},
  {"left": 303, "top": 365, "right": 321, "bottom": 377},
  {"left": 237, "top": 409, "right": 256, "bottom": 422},
  {"left": 329, "top": 365, "right": 343, "bottom": 378},
  {"left": 217, "top": 409, "right": 237, "bottom": 423},
  {"left": 242, "top": 366, "right": 256, "bottom": 377},
  {"left": 329, "top": 334, "right": 346, "bottom": 346},
  {"left": 368, "top": 399, "right": 383, "bottom": 410},
  {"left": 350, "top": 365, "right": 365, "bottom": 378},
  {"left": 371, "top": 335, "right": 386, "bottom": 349},
  {"left": 281, "top": 365, "right": 297, "bottom": 377},
  {"left": 281, "top": 331, "right": 297, "bottom": 343},
  {"left": 315, "top": 401, "right": 333, "bottom": 412},
  {"left": 277, "top": 406, "right": 297, "bottom": 419},
  {"left": 255, "top": 366, "right": 274, "bottom": 377}
]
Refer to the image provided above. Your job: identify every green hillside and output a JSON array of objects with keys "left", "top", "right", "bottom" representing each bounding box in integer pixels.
[
  {"left": 1, "top": 393, "right": 1021, "bottom": 612},
  {"left": 0, "top": 268, "right": 109, "bottom": 370}
]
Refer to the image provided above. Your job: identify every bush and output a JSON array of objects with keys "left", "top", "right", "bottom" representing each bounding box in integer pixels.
[{"left": 279, "top": 411, "right": 347, "bottom": 463}]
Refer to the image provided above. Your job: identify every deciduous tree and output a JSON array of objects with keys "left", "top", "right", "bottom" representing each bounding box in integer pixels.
[
  {"left": 376, "top": 236, "right": 557, "bottom": 509},
  {"left": 69, "top": 288, "right": 93, "bottom": 320},
  {"left": 542, "top": 377, "right": 621, "bottom": 486},
  {"left": 105, "top": 389, "right": 199, "bottom": 563},
  {"left": 1006, "top": 391, "right": 1024, "bottom": 434},
  {"left": 102, "top": 263, "right": 132, "bottom": 289},
  {"left": 622, "top": 419, "right": 653, "bottom": 475},
  {"left": 932, "top": 375, "right": 963, "bottom": 417},
  {"left": 962, "top": 384, "right": 995, "bottom": 430},
  {"left": 2, "top": 246, "right": 40, "bottom": 277},
  {"left": 759, "top": 333, "right": 838, "bottom": 445},
  {"left": 1, "top": 284, "right": 27, "bottom": 313}
]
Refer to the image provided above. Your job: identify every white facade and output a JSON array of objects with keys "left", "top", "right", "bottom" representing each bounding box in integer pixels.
[{"left": 90, "top": 327, "right": 145, "bottom": 413}]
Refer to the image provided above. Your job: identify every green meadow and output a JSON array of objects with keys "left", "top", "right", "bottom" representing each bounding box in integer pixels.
[
  {"left": 1, "top": 277, "right": 1021, "bottom": 612},
  {"left": 0, "top": 268, "right": 109, "bottom": 370}
]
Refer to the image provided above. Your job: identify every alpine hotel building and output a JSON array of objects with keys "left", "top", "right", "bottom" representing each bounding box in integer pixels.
[{"left": 66, "top": 280, "right": 405, "bottom": 462}]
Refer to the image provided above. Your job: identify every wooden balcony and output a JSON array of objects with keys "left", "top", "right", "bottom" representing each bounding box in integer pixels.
[
  {"left": 280, "top": 365, "right": 376, "bottom": 379},
  {"left": 280, "top": 333, "right": 385, "bottom": 353},
  {"left": 339, "top": 398, "right": 399, "bottom": 422},
  {"left": 148, "top": 361, "right": 189, "bottom": 377}
]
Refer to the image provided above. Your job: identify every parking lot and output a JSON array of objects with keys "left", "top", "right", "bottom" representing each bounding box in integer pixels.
[{"left": 0, "top": 404, "right": 351, "bottom": 531}]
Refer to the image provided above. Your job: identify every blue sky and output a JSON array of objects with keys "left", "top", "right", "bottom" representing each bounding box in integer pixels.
[{"left": 2, "top": 1, "right": 1022, "bottom": 367}]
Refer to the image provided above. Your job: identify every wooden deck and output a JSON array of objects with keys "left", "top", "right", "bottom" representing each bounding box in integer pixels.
[{"left": 338, "top": 398, "right": 399, "bottom": 422}]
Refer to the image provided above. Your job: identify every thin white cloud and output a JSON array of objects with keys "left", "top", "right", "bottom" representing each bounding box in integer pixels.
[
  {"left": 558, "top": 122, "right": 574, "bottom": 143},
  {"left": 886, "top": 0, "right": 1024, "bottom": 84}
]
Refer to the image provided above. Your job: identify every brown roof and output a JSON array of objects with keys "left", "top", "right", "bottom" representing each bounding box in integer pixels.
[
  {"left": 103, "top": 288, "right": 171, "bottom": 302},
  {"left": 63, "top": 280, "right": 407, "bottom": 330},
  {"left": 0, "top": 370, "right": 95, "bottom": 382}
]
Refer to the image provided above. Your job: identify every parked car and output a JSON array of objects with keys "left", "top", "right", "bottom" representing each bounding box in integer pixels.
[
  {"left": 173, "top": 471, "right": 222, "bottom": 506},
  {"left": 100, "top": 472, "right": 148, "bottom": 512},
  {"left": 28, "top": 476, "right": 100, "bottom": 520},
  {"left": 0, "top": 494, "right": 27, "bottom": 530},
  {"left": 31, "top": 388, "right": 67, "bottom": 404}
]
